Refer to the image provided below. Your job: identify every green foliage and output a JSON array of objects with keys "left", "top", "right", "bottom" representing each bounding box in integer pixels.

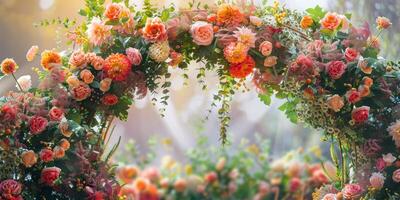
[{"left": 306, "top": 5, "right": 327, "bottom": 22}]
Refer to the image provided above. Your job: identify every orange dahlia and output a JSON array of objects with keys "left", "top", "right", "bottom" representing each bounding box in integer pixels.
[
  {"left": 1, "top": 58, "right": 18, "bottom": 75},
  {"left": 224, "top": 42, "right": 249, "bottom": 64},
  {"left": 103, "top": 53, "right": 132, "bottom": 81},
  {"left": 217, "top": 4, "right": 245, "bottom": 27},
  {"left": 229, "top": 56, "right": 255, "bottom": 78},
  {"left": 41, "top": 50, "right": 62, "bottom": 71}
]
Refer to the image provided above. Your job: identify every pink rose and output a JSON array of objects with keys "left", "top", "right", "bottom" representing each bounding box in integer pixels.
[
  {"left": 126, "top": 48, "right": 142, "bottom": 66},
  {"left": 382, "top": 153, "right": 396, "bottom": 165},
  {"left": 351, "top": 106, "right": 370, "bottom": 123},
  {"left": 259, "top": 41, "right": 273, "bottom": 56},
  {"left": 326, "top": 95, "right": 344, "bottom": 112},
  {"left": 289, "top": 177, "right": 302, "bottom": 192},
  {"left": 141, "top": 167, "right": 160, "bottom": 182},
  {"left": 376, "top": 158, "right": 386, "bottom": 171},
  {"left": 342, "top": 184, "right": 363, "bottom": 199},
  {"left": 345, "top": 48, "right": 359, "bottom": 62},
  {"left": 29, "top": 115, "right": 48, "bottom": 134},
  {"left": 376, "top": 16, "right": 392, "bottom": 30},
  {"left": 392, "top": 169, "right": 400, "bottom": 183},
  {"left": 40, "top": 148, "right": 54, "bottom": 163},
  {"left": 326, "top": 61, "right": 346, "bottom": 79},
  {"left": 346, "top": 89, "right": 361, "bottom": 104},
  {"left": 49, "top": 107, "right": 64, "bottom": 121},
  {"left": 41, "top": 167, "right": 61, "bottom": 186},
  {"left": 190, "top": 21, "right": 214, "bottom": 46},
  {"left": 26, "top": 45, "right": 39, "bottom": 62},
  {"left": 322, "top": 194, "right": 337, "bottom": 200},
  {"left": 0, "top": 179, "right": 22, "bottom": 199},
  {"left": 204, "top": 171, "right": 218, "bottom": 183},
  {"left": 369, "top": 172, "right": 385, "bottom": 189}
]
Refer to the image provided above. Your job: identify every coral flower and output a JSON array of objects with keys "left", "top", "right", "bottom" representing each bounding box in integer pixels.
[
  {"left": 233, "top": 27, "right": 257, "bottom": 48},
  {"left": 103, "top": 53, "right": 132, "bottom": 81},
  {"left": 388, "top": 120, "right": 400, "bottom": 148},
  {"left": 376, "top": 16, "right": 391, "bottom": 30},
  {"left": 87, "top": 17, "right": 112, "bottom": 46},
  {"left": 224, "top": 42, "right": 249, "bottom": 64},
  {"left": 41, "top": 50, "right": 62, "bottom": 71},
  {"left": 300, "top": 15, "right": 313, "bottom": 29},
  {"left": 142, "top": 17, "right": 168, "bottom": 43},
  {"left": 104, "top": 3, "right": 122, "bottom": 20},
  {"left": 26, "top": 45, "right": 39, "bottom": 62},
  {"left": 217, "top": 4, "right": 245, "bottom": 27},
  {"left": 1, "top": 58, "right": 18, "bottom": 75},
  {"left": 229, "top": 56, "right": 255, "bottom": 78},
  {"left": 320, "top": 12, "right": 341, "bottom": 30}
]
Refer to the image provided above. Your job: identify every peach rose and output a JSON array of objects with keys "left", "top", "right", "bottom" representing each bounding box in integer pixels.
[
  {"left": 80, "top": 69, "right": 94, "bottom": 84},
  {"left": 362, "top": 77, "right": 373, "bottom": 87},
  {"left": 174, "top": 178, "right": 187, "bottom": 193},
  {"left": 190, "top": 21, "right": 214, "bottom": 46},
  {"left": 216, "top": 157, "right": 226, "bottom": 171},
  {"left": 326, "top": 95, "right": 344, "bottom": 112},
  {"left": 358, "top": 58, "right": 372, "bottom": 74},
  {"left": 100, "top": 78, "right": 112, "bottom": 92},
  {"left": 264, "top": 56, "right": 278, "bottom": 67},
  {"left": 320, "top": 12, "right": 341, "bottom": 30},
  {"left": 69, "top": 51, "right": 87, "bottom": 69},
  {"left": 59, "top": 139, "right": 70, "bottom": 150},
  {"left": 21, "top": 150, "right": 38, "bottom": 168},
  {"left": 104, "top": 3, "right": 122, "bottom": 20},
  {"left": 71, "top": 82, "right": 91, "bottom": 101},
  {"left": 117, "top": 166, "right": 140, "bottom": 184},
  {"left": 66, "top": 76, "right": 80, "bottom": 87},
  {"left": 26, "top": 45, "right": 39, "bottom": 62},
  {"left": 300, "top": 15, "right": 313, "bottom": 29},
  {"left": 259, "top": 41, "right": 273, "bottom": 56},
  {"left": 86, "top": 53, "right": 105, "bottom": 70},
  {"left": 376, "top": 16, "right": 391, "bottom": 30},
  {"left": 53, "top": 146, "right": 65, "bottom": 159},
  {"left": 59, "top": 120, "right": 72, "bottom": 137},
  {"left": 249, "top": 16, "right": 262, "bottom": 27},
  {"left": 142, "top": 17, "right": 168, "bottom": 43}
]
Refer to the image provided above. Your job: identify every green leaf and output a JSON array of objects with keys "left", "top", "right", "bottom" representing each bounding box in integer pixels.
[
  {"left": 305, "top": 5, "right": 327, "bottom": 21},
  {"left": 258, "top": 94, "right": 271, "bottom": 106},
  {"left": 78, "top": 9, "right": 87, "bottom": 16},
  {"left": 344, "top": 13, "right": 352, "bottom": 20}
]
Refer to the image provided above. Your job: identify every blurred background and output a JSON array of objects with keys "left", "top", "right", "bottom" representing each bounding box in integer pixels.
[{"left": 0, "top": 0, "right": 397, "bottom": 162}]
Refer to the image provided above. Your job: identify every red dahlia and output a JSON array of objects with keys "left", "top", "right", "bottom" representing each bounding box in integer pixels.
[
  {"left": 103, "top": 53, "right": 132, "bottom": 81},
  {"left": 229, "top": 56, "right": 255, "bottom": 79}
]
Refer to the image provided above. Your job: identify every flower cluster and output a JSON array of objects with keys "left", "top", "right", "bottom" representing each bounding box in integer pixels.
[{"left": 116, "top": 137, "right": 332, "bottom": 200}]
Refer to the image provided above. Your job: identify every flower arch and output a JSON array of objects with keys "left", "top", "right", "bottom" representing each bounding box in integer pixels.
[{"left": 0, "top": 0, "right": 399, "bottom": 199}]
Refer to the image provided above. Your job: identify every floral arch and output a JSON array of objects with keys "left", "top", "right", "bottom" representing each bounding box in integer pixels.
[{"left": 0, "top": 0, "right": 399, "bottom": 199}]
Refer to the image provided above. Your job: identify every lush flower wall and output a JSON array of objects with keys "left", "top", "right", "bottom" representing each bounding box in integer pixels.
[{"left": 0, "top": 0, "right": 399, "bottom": 199}]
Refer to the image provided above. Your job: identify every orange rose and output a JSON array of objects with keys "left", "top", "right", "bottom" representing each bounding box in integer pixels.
[
  {"left": 320, "top": 12, "right": 341, "bottom": 30},
  {"left": 100, "top": 78, "right": 112, "bottom": 92},
  {"left": 174, "top": 178, "right": 187, "bottom": 193},
  {"left": 104, "top": 3, "right": 122, "bottom": 20},
  {"left": 134, "top": 177, "right": 149, "bottom": 192},
  {"left": 59, "top": 120, "right": 72, "bottom": 137},
  {"left": 362, "top": 77, "right": 373, "bottom": 87},
  {"left": 264, "top": 56, "right": 278, "bottom": 67},
  {"left": 300, "top": 15, "right": 313, "bottom": 29},
  {"left": 358, "top": 85, "right": 370, "bottom": 97},
  {"left": 358, "top": 59, "right": 372, "bottom": 74},
  {"left": 117, "top": 166, "right": 140, "bottom": 184},
  {"left": 66, "top": 76, "right": 80, "bottom": 87},
  {"left": 142, "top": 17, "right": 168, "bottom": 43},
  {"left": 59, "top": 139, "right": 70, "bottom": 150},
  {"left": 21, "top": 150, "right": 38, "bottom": 168},
  {"left": 1, "top": 58, "right": 18, "bottom": 75},
  {"left": 41, "top": 50, "right": 62, "bottom": 71},
  {"left": 53, "top": 146, "right": 65, "bottom": 159},
  {"left": 80, "top": 69, "right": 94, "bottom": 84}
]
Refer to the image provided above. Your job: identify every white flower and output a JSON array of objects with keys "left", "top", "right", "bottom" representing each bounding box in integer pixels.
[
  {"left": 16, "top": 75, "right": 32, "bottom": 91},
  {"left": 388, "top": 120, "right": 400, "bottom": 148},
  {"left": 382, "top": 153, "right": 396, "bottom": 165}
]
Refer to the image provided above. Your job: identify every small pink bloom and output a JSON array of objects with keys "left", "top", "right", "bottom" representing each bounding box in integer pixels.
[
  {"left": 49, "top": 107, "right": 64, "bottom": 121},
  {"left": 326, "top": 61, "right": 346, "bottom": 80},
  {"left": 376, "top": 158, "right": 386, "bottom": 171},
  {"left": 126, "top": 47, "right": 142, "bottom": 66},
  {"left": 376, "top": 16, "right": 392, "bottom": 29},
  {"left": 322, "top": 194, "right": 337, "bottom": 200},
  {"left": 29, "top": 115, "right": 48, "bottom": 134},
  {"left": 382, "top": 153, "right": 396, "bottom": 165},
  {"left": 190, "top": 21, "right": 214, "bottom": 46},
  {"left": 342, "top": 184, "right": 363, "bottom": 199},
  {"left": 40, "top": 148, "right": 54, "bottom": 163},
  {"left": 26, "top": 45, "right": 39, "bottom": 61},
  {"left": 345, "top": 48, "right": 359, "bottom": 62},
  {"left": 369, "top": 172, "right": 385, "bottom": 189},
  {"left": 392, "top": 169, "right": 400, "bottom": 183},
  {"left": 0, "top": 179, "right": 22, "bottom": 199},
  {"left": 204, "top": 171, "right": 218, "bottom": 184},
  {"left": 41, "top": 167, "right": 61, "bottom": 186},
  {"left": 289, "top": 177, "right": 302, "bottom": 192},
  {"left": 346, "top": 88, "right": 361, "bottom": 104},
  {"left": 16, "top": 75, "right": 32, "bottom": 91},
  {"left": 259, "top": 41, "right": 273, "bottom": 56},
  {"left": 351, "top": 106, "right": 370, "bottom": 123}
]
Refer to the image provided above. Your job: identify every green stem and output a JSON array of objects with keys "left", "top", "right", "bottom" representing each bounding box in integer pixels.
[{"left": 12, "top": 73, "right": 23, "bottom": 91}]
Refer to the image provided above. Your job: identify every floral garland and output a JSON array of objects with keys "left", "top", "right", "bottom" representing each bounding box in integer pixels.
[{"left": 0, "top": 0, "right": 399, "bottom": 199}]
